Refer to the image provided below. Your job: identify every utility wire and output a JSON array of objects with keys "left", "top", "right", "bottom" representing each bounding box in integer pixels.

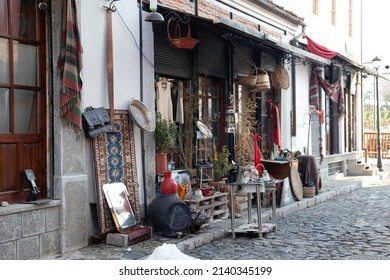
[{"left": 115, "top": 6, "right": 154, "bottom": 68}]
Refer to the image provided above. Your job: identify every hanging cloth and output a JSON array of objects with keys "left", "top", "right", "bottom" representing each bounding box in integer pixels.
[
  {"left": 57, "top": 0, "right": 83, "bottom": 134},
  {"left": 309, "top": 65, "right": 320, "bottom": 108},
  {"left": 253, "top": 134, "right": 263, "bottom": 173},
  {"left": 304, "top": 35, "right": 337, "bottom": 59},
  {"left": 156, "top": 78, "right": 174, "bottom": 122},
  {"left": 176, "top": 81, "right": 184, "bottom": 124},
  {"left": 309, "top": 67, "right": 345, "bottom": 116},
  {"left": 270, "top": 102, "right": 281, "bottom": 151},
  {"left": 317, "top": 75, "right": 345, "bottom": 115}
]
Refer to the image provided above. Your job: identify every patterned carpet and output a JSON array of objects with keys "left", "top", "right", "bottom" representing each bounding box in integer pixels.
[{"left": 92, "top": 110, "right": 141, "bottom": 236}]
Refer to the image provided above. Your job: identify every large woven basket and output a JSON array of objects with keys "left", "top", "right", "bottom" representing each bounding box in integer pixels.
[
  {"left": 236, "top": 60, "right": 258, "bottom": 86},
  {"left": 250, "top": 68, "right": 271, "bottom": 92},
  {"left": 270, "top": 64, "right": 290, "bottom": 90}
]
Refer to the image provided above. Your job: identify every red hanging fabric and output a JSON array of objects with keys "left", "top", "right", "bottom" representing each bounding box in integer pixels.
[
  {"left": 304, "top": 35, "right": 337, "bottom": 59},
  {"left": 253, "top": 134, "right": 263, "bottom": 173},
  {"left": 270, "top": 102, "right": 281, "bottom": 150}
]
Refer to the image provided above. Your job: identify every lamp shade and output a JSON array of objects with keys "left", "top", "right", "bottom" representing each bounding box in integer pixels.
[
  {"left": 372, "top": 56, "right": 381, "bottom": 69},
  {"left": 145, "top": 12, "right": 164, "bottom": 23}
]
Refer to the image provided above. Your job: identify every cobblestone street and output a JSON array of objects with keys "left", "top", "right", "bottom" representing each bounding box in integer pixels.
[
  {"left": 185, "top": 182, "right": 390, "bottom": 260},
  {"left": 45, "top": 162, "right": 390, "bottom": 260}
]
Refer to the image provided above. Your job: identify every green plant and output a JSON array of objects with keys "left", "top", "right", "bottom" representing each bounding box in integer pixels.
[
  {"left": 213, "top": 145, "right": 233, "bottom": 181},
  {"left": 155, "top": 112, "right": 177, "bottom": 153}
]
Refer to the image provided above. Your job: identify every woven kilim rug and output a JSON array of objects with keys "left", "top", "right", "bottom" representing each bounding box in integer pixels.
[{"left": 92, "top": 110, "right": 141, "bottom": 236}]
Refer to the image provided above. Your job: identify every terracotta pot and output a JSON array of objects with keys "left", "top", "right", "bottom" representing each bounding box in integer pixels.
[
  {"left": 161, "top": 171, "right": 178, "bottom": 195},
  {"left": 155, "top": 153, "right": 168, "bottom": 174}
]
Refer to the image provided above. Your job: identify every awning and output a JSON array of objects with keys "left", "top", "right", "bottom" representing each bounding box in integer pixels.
[
  {"left": 213, "top": 17, "right": 332, "bottom": 65},
  {"left": 362, "top": 66, "right": 389, "bottom": 80},
  {"left": 304, "top": 34, "right": 337, "bottom": 59},
  {"left": 272, "top": 40, "right": 331, "bottom": 65}
]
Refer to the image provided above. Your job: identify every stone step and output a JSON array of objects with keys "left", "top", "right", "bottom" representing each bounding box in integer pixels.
[
  {"left": 347, "top": 158, "right": 366, "bottom": 166},
  {"left": 347, "top": 158, "right": 375, "bottom": 176},
  {"left": 347, "top": 168, "right": 374, "bottom": 176}
]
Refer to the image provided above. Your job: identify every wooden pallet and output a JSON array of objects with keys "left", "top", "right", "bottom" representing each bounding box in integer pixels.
[{"left": 185, "top": 192, "right": 229, "bottom": 223}]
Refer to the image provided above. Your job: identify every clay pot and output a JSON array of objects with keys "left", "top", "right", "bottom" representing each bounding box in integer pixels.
[
  {"left": 155, "top": 153, "right": 168, "bottom": 174},
  {"left": 161, "top": 171, "right": 177, "bottom": 195}
]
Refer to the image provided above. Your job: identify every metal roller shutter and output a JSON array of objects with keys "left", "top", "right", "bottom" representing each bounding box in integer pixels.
[
  {"left": 153, "top": 21, "right": 193, "bottom": 79},
  {"left": 197, "top": 26, "right": 228, "bottom": 78}
]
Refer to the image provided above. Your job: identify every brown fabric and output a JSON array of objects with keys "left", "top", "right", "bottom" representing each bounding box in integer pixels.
[{"left": 298, "top": 155, "right": 319, "bottom": 192}]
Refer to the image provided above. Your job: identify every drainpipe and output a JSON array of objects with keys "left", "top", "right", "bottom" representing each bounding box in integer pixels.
[
  {"left": 227, "top": 41, "right": 234, "bottom": 163},
  {"left": 139, "top": 1, "right": 148, "bottom": 224},
  {"left": 48, "top": 0, "right": 55, "bottom": 199}
]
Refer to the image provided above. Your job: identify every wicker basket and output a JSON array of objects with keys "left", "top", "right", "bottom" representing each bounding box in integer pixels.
[
  {"left": 236, "top": 60, "right": 258, "bottom": 86},
  {"left": 270, "top": 64, "right": 290, "bottom": 90},
  {"left": 250, "top": 68, "right": 271, "bottom": 92},
  {"left": 167, "top": 17, "right": 199, "bottom": 49},
  {"left": 302, "top": 186, "right": 315, "bottom": 198}
]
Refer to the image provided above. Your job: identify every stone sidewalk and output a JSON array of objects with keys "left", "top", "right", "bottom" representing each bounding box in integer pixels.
[{"left": 45, "top": 159, "right": 389, "bottom": 260}]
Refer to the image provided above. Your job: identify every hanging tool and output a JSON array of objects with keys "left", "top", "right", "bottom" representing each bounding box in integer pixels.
[{"left": 105, "top": 2, "right": 116, "bottom": 130}]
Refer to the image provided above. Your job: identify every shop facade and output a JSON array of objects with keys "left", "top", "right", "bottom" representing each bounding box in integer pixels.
[{"left": 0, "top": 0, "right": 364, "bottom": 259}]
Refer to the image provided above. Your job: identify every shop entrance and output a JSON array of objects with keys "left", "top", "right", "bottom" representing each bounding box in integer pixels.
[{"left": 0, "top": 0, "right": 47, "bottom": 203}]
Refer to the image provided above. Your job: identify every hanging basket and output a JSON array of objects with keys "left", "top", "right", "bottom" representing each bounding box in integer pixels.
[
  {"left": 250, "top": 68, "right": 271, "bottom": 92},
  {"left": 167, "top": 17, "right": 199, "bottom": 49},
  {"left": 236, "top": 60, "right": 258, "bottom": 86},
  {"left": 270, "top": 64, "right": 290, "bottom": 90}
]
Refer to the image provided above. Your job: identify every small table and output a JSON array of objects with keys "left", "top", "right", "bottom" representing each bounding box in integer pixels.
[{"left": 229, "top": 181, "right": 277, "bottom": 238}]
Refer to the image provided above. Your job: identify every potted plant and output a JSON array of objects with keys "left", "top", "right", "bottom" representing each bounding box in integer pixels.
[
  {"left": 155, "top": 112, "right": 177, "bottom": 174},
  {"left": 213, "top": 145, "right": 233, "bottom": 181},
  {"left": 212, "top": 146, "right": 242, "bottom": 218}
]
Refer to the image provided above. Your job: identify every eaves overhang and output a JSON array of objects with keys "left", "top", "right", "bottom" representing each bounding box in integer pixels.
[
  {"left": 214, "top": 17, "right": 331, "bottom": 65},
  {"left": 362, "top": 66, "right": 389, "bottom": 80}
]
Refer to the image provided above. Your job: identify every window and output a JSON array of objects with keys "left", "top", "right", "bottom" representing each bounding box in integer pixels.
[
  {"left": 198, "top": 76, "right": 224, "bottom": 148},
  {"left": 349, "top": 0, "right": 353, "bottom": 37},
  {"left": 0, "top": 0, "right": 47, "bottom": 203},
  {"left": 331, "top": 0, "right": 337, "bottom": 26},
  {"left": 313, "top": 0, "right": 319, "bottom": 15}
]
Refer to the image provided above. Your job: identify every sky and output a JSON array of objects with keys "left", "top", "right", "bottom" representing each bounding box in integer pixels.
[{"left": 362, "top": 0, "right": 390, "bottom": 69}]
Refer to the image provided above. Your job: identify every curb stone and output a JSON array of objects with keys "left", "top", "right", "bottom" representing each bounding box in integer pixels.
[{"left": 176, "top": 178, "right": 365, "bottom": 253}]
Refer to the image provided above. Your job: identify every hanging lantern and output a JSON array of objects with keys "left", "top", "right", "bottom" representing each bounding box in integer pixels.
[{"left": 224, "top": 106, "right": 235, "bottom": 133}]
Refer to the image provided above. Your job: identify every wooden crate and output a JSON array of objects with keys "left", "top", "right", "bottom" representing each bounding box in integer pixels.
[{"left": 184, "top": 192, "right": 229, "bottom": 223}]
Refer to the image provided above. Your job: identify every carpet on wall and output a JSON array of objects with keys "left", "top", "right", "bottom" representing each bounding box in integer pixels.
[{"left": 92, "top": 110, "right": 141, "bottom": 236}]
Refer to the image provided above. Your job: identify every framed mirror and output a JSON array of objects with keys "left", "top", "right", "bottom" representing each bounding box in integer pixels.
[{"left": 103, "top": 183, "right": 136, "bottom": 233}]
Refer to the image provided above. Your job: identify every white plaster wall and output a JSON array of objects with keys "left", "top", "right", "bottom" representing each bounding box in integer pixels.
[
  {"left": 293, "top": 63, "right": 311, "bottom": 153},
  {"left": 271, "top": 0, "right": 362, "bottom": 62},
  {"left": 78, "top": 0, "right": 154, "bottom": 234},
  {"left": 80, "top": 0, "right": 141, "bottom": 108}
]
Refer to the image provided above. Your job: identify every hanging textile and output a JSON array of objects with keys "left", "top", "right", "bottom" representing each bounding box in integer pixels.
[
  {"left": 156, "top": 78, "right": 174, "bottom": 122},
  {"left": 269, "top": 101, "right": 281, "bottom": 150},
  {"left": 57, "top": 0, "right": 83, "bottom": 134},
  {"left": 176, "top": 81, "right": 184, "bottom": 124},
  {"left": 313, "top": 108, "right": 325, "bottom": 124},
  {"left": 309, "top": 66, "right": 320, "bottom": 108},
  {"left": 317, "top": 75, "right": 345, "bottom": 115},
  {"left": 253, "top": 134, "right": 263, "bottom": 173},
  {"left": 304, "top": 35, "right": 337, "bottom": 60},
  {"left": 309, "top": 69, "right": 345, "bottom": 116}
]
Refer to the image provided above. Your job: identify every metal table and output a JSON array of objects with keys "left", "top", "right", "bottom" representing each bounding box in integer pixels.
[{"left": 229, "top": 180, "right": 277, "bottom": 238}]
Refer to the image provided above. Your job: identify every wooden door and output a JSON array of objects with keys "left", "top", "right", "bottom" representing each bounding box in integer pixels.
[{"left": 0, "top": 0, "right": 47, "bottom": 203}]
